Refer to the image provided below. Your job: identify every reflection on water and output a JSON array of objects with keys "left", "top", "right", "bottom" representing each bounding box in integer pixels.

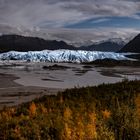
[{"left": 0, "top": 62, "right": 140, "bottom": 89}]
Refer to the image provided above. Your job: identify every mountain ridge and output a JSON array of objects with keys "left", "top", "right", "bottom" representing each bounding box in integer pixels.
[
  {"left": 0, "top": 34, "right": 126, "bottom": 53},
  {"left": 79, "top": 41, "right": 124, "bottom": 52},
  {"left": 0, "top": 34, "right": 77, "bottom": 53}
]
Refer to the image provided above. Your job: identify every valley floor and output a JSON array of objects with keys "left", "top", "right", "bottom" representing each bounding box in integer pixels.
[{"left": 0, "top": 73, "right": 63, "bottom": 108}]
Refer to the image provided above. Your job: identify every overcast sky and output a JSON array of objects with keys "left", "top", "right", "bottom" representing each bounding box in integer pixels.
[{"left": 0, "top": 0, "right": 140, "bottom": 40}]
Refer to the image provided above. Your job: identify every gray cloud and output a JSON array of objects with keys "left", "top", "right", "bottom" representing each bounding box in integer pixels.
[
  {"left": 38, "top": 27, "right": 140, "bottom": 47},
  {"left": 0, "top": 0, "right": 140, "bottom": 28},
  {"left": 0, "top": 23, "right": 139, "bottom": 46}
]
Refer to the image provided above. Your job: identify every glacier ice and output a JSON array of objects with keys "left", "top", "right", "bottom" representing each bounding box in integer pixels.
[{"left": 0, "top": 50, "right": 131, "bottom": 63}]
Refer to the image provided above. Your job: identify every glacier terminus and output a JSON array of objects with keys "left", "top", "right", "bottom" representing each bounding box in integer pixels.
[{"left": 0, "top": 50, "right": 132, "bottom": 63}]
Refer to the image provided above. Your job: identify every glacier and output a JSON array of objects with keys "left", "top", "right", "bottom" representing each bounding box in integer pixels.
[{"left": 0, "top": 50, "right": 131, "bottom": 63}]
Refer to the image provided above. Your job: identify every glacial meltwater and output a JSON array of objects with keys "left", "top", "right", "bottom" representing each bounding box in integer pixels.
[{"left": 0, "top": 61, "right": 140, "bottom": 89}]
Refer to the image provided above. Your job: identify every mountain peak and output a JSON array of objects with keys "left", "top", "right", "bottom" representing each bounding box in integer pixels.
[
  {"left": 79, "top": 38, "right": 125, "bottom": 52},
  {"left": 92, "top": 37, "right": 126, "bottom": 46}
]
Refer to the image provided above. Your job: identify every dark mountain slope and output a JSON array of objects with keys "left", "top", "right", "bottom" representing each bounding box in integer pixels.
[
  {"left": 119, "top": 34, "right": 140, "bottom": 53},
  {"left": 80, "top": 41, "right": 124, "bottom": 52},
  {"left": 0, "top": 34, "right": 77, "bottom": 53}
]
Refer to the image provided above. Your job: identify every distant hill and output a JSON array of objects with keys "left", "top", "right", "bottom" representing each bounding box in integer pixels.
[
  {"left": 79, "top": 39, "right": 125, "bottom": 52},
  {"left": 119, "top": 34, "right": 140, "bottom": 53},
  {"left": 0, "top": 34, "right": 128, "bottom": 53},
  {"left": 0, "top": 34, "right": 77, "bottom": 53}
]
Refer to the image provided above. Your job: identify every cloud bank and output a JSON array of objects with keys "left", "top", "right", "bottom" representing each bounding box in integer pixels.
[
  {"left": 0, "top": 0, "right": 140, "bottom": 28},
  {"left": 0, "top": 0, "right": 140, "bottom": 44}
]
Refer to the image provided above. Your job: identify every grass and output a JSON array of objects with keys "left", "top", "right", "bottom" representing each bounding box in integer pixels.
[{"left": 0, "top": 80, "right": 140, "bottom": 139}]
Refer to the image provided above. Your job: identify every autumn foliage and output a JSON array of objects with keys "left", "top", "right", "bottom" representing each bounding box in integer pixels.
[{"left": 0, "top": 80, "right": 140, "bottom": 139}]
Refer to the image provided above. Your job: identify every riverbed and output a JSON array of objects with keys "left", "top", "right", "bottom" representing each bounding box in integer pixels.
[{"left": 0, "top": 61, "right": 140, "bottom": 107}]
